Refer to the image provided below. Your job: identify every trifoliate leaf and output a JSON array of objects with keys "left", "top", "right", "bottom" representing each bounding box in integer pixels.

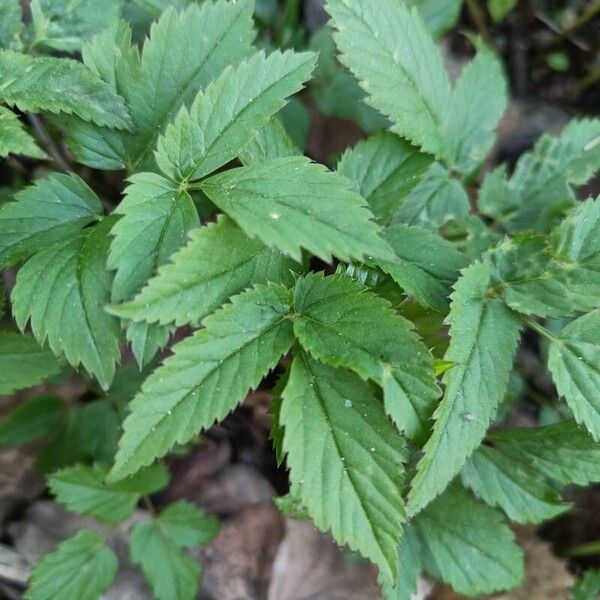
[
  {"left": 281, "top": 354, "right": 406, "bottom": 581},
  {"left": 67, "top": 0, "right": 256, "bottom": 170},
  {"left": 408, "top": 0, "right": 463, "bottom": 37},
  {"left": 0, "top": 172, "right": 102, "bottom": 267},
  {"left": 443, "top": 43, "right": 507, "bottom": 173},
  {"left": 110, "top": 284, "right": 295, "bottom": 480},
  {"left": 154, "top": 501, "right": 219, "bottom": 548},
  {"left": 0, "top": 106, "right": 45, "bottom": 159},
  {"left": 239, "top": 117, "right": 300, "bottom": 165},
  {"left": 201, "top": 156, "right": 393, "bottom": 263},
  {"left": 378, "top": 525, "right": 422, "bottom": 600},
  {"left": 0, "top": 332, "right": 62, "bottom": 394},
  {"left": 414, "top": 485, "right": 523, "bottom": 595},
  {"left": 109, "top": 215, "right": 295, "bottom": 327},
  {"left": 461, "top": 445, "right": 569, "bottom": 523},
  {"left": 0, "top": 395, "right": 63, "bottom": 446},
  {"left": 292, "top": 273, "right": 440, "bottom": 441},
  {"left": 11, "top": 218, "right": 121, "bottom": 390},
  {"left": 49, "top": 463, "right": 169, "bottom": 523},
  {"left": 408, "top": 262, "right": 522, "bottom": 515},
  {"left": 0, "top": 0, "right": 23, "bottom": 50},
  {"left": 371, "top": 224, "right": 469, "bottom": 312},
  {"left": 155, "top": 50, "right": 316, "bottom": 182},
  {"left": 337, "top": 132, "right": 433, "bottom": 224},
  {"left": 0, "top": 50, "right": 131, "bottom": 129},
  {"left": 394, "top": 162, "right": 470, "bottom": 228},
  {"left": 25, "top": 530, "right": 118, "bottom": 600},
  {"left": 325, "top": 0, "right": 451, "bottom": 156}
]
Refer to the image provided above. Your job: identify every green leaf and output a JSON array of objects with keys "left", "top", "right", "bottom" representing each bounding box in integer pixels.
[
  {"left": 110, "top": 284, "right": 294, "bottom": 480},
  {"left": 202, "top": 156, "right": 392, "bottom": 263},
  {"left": 77, "top": 400, "right": 121, "bottom": 463},
  {"left": 414, "top": 485, "right": 523, "bottom": 595},
  {"left": 11, "top": 218, "right": 122, "bottom": 390},
  {"left": 0, "top": 332, "right": 62, "bottom": 394},
  {"left": 325, "top": 0, "right": 451, "bottom": 156},
  {"left": 0, "top": 0, "right": 23, "bottom": 50},
  {"left": 0, "top": 172, "right": 102, "bottom": 267},
  {"left": 0, "top": 395, "right": 63, "bottom": 446},
  {"left": 571, "top": 570, "right": 600, "bottom": 600},
  {"left": 49, "top": 463, "right": 169, "bottom": 523},
  {"left": 548, "top": 312, "right": 600, "bottom": 440},
  {"left": 126, "top": 321, "right": 172, "bottom": 368},
  {"left": 461, "top": 445, "right": 569, "bottom": 523},
  {"left": 488, "top": 0, "right": 516, "bottom": 22},
  {"left": 108, "top": 172, "right": 199, "bottom": 303},
  {"left": 0, "top": 106, "right": 45, "bottom": 159},
  {"left": 394, "top": 162, "right": 470, "bottom": 228},
  {"left": 109, "top": 215, "right": 295, "bottom": 327},
  {"left": 156, "top": 49, "right": 316, "bottom": 182},
  {"left": 68, "top": 0, "right": 256, "bottom": 170},
  {"left": 443, "top": 43, "right": 507, "bottom": 173},
  {"left": 25, "top": 530, "right": 118, "bottom": 600},
  {"left": 491, "top": 421, "right": 600, "bottom": 485},
  {"left": 408, "top": 262, "right": 522, "bottom": 515},
  {"left": 0, "top": 50, "right": 131, "bottom": 129},
  {"left": 371, "top": 224, "right": 469, "bottom": 312},
  {"left": 337, "top": 132, "right": 433, "bottom": 224},
  {"left": 239, "top": 117, "right": 300, "bottom": 165},
  {"left": 379, "top": 525, "right": 422, "bottom": 600},
  {"left": 154, "top": 500, "right": 219, "bottom": 548},
  {"left": 292, "top": 273, "right": 440, "bottom": 441},
  {"left": 408, "top": 0, "right": 463, "bottom": 37},
  {"left": 281, "top": 354, "right": 406, "bottom": 581}
]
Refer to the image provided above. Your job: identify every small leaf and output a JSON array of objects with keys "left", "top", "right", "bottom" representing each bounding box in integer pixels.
[
  {"left": 155, "top": 501, "right": 219, "bottom": 548},
  {"left": 378, "top": 525, "right": 422, "bottom": 600},
  {"left": 0, "top": 106, "right": 45, "bottom": 159},
  {"left": 0, "top": 395, "right": 63, "bottom": 446}
]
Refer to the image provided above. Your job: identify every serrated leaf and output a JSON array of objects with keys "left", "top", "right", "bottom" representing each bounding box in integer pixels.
[
  {"left": 239, "top": 117, "right": 299, "bottom": 165},
  {"left": 337, "top": 132, "right": 433, "bottom": 224},
  {"left": 155, "top": 49, "right": 316, "bottom": 182},
  {"left": 202, "top": 156, "right": 392, "bottom": 263},
  {"left": 371, "top": 223, "right": 469, "bottom": 312},
  {"left": 109, "top": 215, "right": 295, "bottom": 327},
  {"left": 325, "top": 0, "right": 451, "bottom": 156},
  {"left": 0, "top": 0, "right": 23, "bottom": 50},
  {"left": 281, "top": 354, "right": 406, "bottom": 581},
  {"left": 408, "top": 0, "right": 463, "bottom": 37},
  {"left": 49, "top": 463, "right": 169, "bottom": 523},
  {"left": 154, "top": 501, "right": 219, "bottom": 548},
  {"left": 25, "top": 530, "right": 118, "bottom": 600},
  {"left": 0, "top": 106, "right": 45, "bottom": 159},
  {"left": 11, "top": 218, "right": 121, "bottom": 390},
  {"left": 292, "top": 273, "right": 440, "bottom": 441},
  {"left": 0, "top": 332, "right": 62, "bottom": 394},
  {"left": 461, "top": 444, "right": 569, "bottom": 523},
  {"left": 0, "top": 172, "right": 102, "bottom": 267},
  {"left": 110, "top": 284, "right": 294, "bottom": 480},
  {"left": 67, "top": 0, "right": 256, "bottom": 170},
  {"left": 127, "top": 321, "right": 171, "bottom": 368},
  {"left": 0, "top": 395, "right": 63, "bottom": 446},
  {"left": 414, "top": 485, "right": 523, "bottom": 595},
  {"left": 0, "top": 50, "right": 131, "bottom": 129},
  {"left": 408, "top": 262, "right": 522, "bottom": 515},
  {"left": 379, "top": 525, "right": 422, "bottom": 600}
]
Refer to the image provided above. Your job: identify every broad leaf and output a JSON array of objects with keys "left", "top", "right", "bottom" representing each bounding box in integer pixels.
[
  {"left": 408, "top": 262, "right": 521, "bottom": 515},
  {"left": 281, "top": 354, "right": 406, "bottom": 581},
  {"left": 292, "top": 273, "right": 440, "bottom": 441},
  {"left": 110, "top": 284, "right": 294, "bottom": 480},
  {"left": 109, "top": 215, "right": 295, "bottom": 327},
  {"left": 11, "top": 218, "right": 121, "bottom": 390},
  {"left": 0, "top": 106, "right": 45, "bottom": 159},
  {"left": 26, "top": 530, "right": 118, "bottom": 600},
  {"left": 0, "top": 395, "right": 63, "bottom": 445},
  {"left": 155, "top": 49, "right": 316, "bottom": 182},
  {"left": 202, "top": 156, "right": 393, "bottom": 263}
]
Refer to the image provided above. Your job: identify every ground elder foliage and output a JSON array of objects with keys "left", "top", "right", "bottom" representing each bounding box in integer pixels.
[{"left": 0, "top": 0, "right": 599, "bottom": 598}]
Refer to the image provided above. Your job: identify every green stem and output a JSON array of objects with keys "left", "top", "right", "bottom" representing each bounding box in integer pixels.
[
  {"left": 565, "top": 539, "right": 600, "bottom": 557},
  {"left": 524, "top": 317, "right": 561, "bottom": 344}
]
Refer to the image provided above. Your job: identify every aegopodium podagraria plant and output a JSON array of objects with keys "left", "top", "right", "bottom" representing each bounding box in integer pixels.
[{"left": 0, "top": 0, "right": 599, "bottom": 598}]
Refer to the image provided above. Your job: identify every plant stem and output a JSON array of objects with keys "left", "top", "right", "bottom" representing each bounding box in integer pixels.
[
  {"left": 565, "top": 539, "right": 600, "bottom": 557},
  {"left": 27, "top": 114, "right": 71, "bottom": 172},
  {"left": 524, "top": 317, "right": 561, "bottom": 344}
]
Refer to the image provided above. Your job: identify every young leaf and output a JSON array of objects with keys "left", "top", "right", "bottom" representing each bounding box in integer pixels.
[
  {"left": 201, "top": 156, "right": 393, "bottom": 263},
  {"left": 154, "top": 501, "right": 219, "bottom": 548},
  {"left": 325, "top": 0, "right": 451, "bottom": 156},
  {"left": 0, "top": 106, "right": 45, "bottom": 159},
  {"left": 414, "top": 485, "right": 523, "bottom": 595},
  {"left": 11, "top": 218, "right": 121, "bottom": 390},
  {"left": 378, "top": 525, "right": 422, "bottom": 600},
  {"left": 281, "top": 354, "right": 407, "bottom": 581},
  {"left": 0, "top": 172, "right": 102, "bottom": 267},
  {"left": 109, "top": 215, "right": 295, "bottom": 327},
  {"left": 126, "top": 321, "right": 172, "bottom": 369},
  {"left": 155, "top": 50, "right": 316, "bottom": 182},
  {"left": 408, "top": 262, "right": 522, "bottom": 515},
  {"left": 336, "top": 132, "right": 433, "bottom": 224},
  {"left": 239, "top": 117, "right": 300, "bottom": 165},
  {"left": 461, "top": 445, "right": 569, "bottom": 523},
  {"left": 0, "top": 332, "right": 62, "bottom": 394},
  {"left": 49, "top": 463, "right": 169, "bottom": 523},
  {"left": 0, "top": 50, "right": 131, "bottom": 129},
  {"left": 292, "top": 273, "right": 440, "bottom": 441},
  {"left": 371, "top": 224, "right": 469, "bottom": 312},
  {"left": 110, "top": 284, "right": 295, "bottom": 480},
  {"left": 0, "top": 395, "right": 63, "bottom": 446},
  {"left": 25, "top": 530, "right": 118, "bottom": 600}
]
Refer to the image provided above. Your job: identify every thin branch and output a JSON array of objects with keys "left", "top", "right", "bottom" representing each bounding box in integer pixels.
[{"left": 27, "top": 114, "right": 71, "bottom": 173}]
